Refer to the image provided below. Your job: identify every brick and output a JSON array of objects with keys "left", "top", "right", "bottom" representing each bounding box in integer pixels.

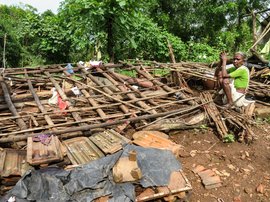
[
  {"left": 202, "top": 175, "right": 221, "bottom": 186},
  {"left": 197, "top": 169, "right": 215, "bottom": 179},
  {"left": 192, "top": 165, "right": 206, "bottom": 174}
]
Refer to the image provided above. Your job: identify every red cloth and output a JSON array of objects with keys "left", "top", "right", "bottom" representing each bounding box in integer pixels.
[{"left": 57, "top": 94, "right": 68, "bottom": 114}]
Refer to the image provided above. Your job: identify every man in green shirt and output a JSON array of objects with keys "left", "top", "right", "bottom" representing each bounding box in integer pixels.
[{"left": 216, "top": 52, "right": 253, "bottom": 107}]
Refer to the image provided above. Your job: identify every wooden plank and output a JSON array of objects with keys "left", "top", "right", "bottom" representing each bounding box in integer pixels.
[{"left": 44, "top": 70, "right": 86, "bottom": 135}]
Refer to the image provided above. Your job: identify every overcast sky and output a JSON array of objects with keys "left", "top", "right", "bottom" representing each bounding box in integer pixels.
[{"left": 0, "top": 0, "right": 63, "bottom": 13}]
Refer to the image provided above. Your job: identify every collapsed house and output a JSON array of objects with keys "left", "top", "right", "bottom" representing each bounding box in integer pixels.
[{"left": 0, "top": 59, "right": 269, "bottom": 201}]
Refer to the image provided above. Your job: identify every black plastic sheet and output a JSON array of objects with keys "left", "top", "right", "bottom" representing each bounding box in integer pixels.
[{"left": 1, "top": 145, "right": 181, "bottom": 202}]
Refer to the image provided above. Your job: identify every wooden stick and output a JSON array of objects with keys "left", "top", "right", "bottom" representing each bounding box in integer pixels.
[
  {"left": 96, "top": 67, "right": 157, "bottom": 114},
  {"left": 0, "top": 104, "right": 205, "bottom": 143},
  {"left": 78, "top": 64, "right": 130, "bottom": 114},
  {"left": 63, "top": 75, "right": 152, "bottom": 114},
  {"left": 0, "top": 76, "right": 28, "bottom": 131},
  {"left": 25, "top": 69, "right": 55, "bottom": 126}
]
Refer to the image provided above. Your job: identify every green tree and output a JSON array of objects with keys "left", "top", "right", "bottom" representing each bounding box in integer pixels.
[
  {"left": 59, "top": 0, "right": 155, "bottom": 62},
  {"left": 150, "top": 0, "right": 270, "bottom": 52},
  {"left": 0, "top": 5, "right": 24, "bottom": 67}
]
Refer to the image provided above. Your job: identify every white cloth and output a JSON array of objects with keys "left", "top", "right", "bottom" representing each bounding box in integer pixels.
[
  {"left": 48, "top": 88, "right": 58, "bottom": 105},
  {"left": 71, "top": 86, "right": 81, "bottom": 96},
  {"left": 219, "top": 65, "right": 254, "bottom": 107},
  {"left": 222, "top": 83, "right": 255, "bottom": 107},
  {"left": 90, "top": 60, "right": 102, "bottom": 67}
]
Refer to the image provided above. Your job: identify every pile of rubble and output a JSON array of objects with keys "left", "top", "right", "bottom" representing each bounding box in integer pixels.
[{"left": 0, "top": 60, "right": 269, "bottom": 201}]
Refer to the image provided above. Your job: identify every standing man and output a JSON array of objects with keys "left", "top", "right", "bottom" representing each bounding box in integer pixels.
[{"left": 216, "top": 52, "right": 253, "bottom": 107}]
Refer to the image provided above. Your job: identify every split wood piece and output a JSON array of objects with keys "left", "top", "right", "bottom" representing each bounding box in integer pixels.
[
  {"left": 134, "top": 67, "right": 196, "bottom": 106},
  {"left": 43, "top": 71, "right": 85, "bottom": 135},
  {"left": 27, "top": 135, "right": 64, "bottom": 165},
  {"left": 63, "top": 137, "right": 104, "bottom": 165},
  {"left": 78, "top": 64, "right": 130, "bottom": 114},
  {"left": 107, "top": 69, "right": 161, "bottom": 112},
  {"left": 25, "top": 69, "right": 55, "bottom": 127},
  {"left": 89, "top": 129, "right": 131, "bottom": 154},
  {"left": 143, "top": 111, "right": 205, "bottom": 131},
  {"left": 244, "top": 102, "right": 256, "bottom": 118},
  {"left": 222, "top": 109, "right": 255, "bottom": 142},
  {"left": 167, "top": 40, "right": 193, "bottom": 95},
  {"left": 192, "top": 165, "right": 222, "bottom": 189},
  {"left": 136, "top": 170, "right": 192, "bottom": 202},
  {"left": 0, "top": 148, "right": 32, "bottom": 177},
  {"left": 58, "top": 65, "right": 107, "bottom": 120},
  {"left": 171, "top": 70, "right": 194, "bottom": 94},
  {"left": 132, "top": 131, "right": 182, "bottom": 157},
  {"left": 200, "top": 92, "right": 228, "bottom": 138},
  {"left": 95, "top": 67, "right": 157, "bottom": 114},
  {"left": 1, "top": 176, "right": 21, "bottom": 186},
  {"left": 0, "top": 75, "right": 28, "bottom": 147},
  {"left": 167, "top": 39, "right": 176, "bottom": 63},
  {"left": 0, "top": 104, "right": 205, "bottom": 143},
  {"left": 113, "top": 150, "right": 142, "bottom": 183}
]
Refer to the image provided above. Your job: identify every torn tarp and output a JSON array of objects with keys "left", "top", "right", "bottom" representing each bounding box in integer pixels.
[{"left": 1, "top": 145, "right": 182, "bottom": 202}]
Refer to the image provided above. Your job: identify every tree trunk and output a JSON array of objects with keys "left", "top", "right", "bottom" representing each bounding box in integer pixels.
[{"left": 106, "top": 14, "right": 115, "bottom": 63}]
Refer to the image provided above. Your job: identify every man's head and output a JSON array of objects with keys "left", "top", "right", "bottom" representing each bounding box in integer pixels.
[{"left": 233, "top": 52, "right": 246, "bottom": 68}]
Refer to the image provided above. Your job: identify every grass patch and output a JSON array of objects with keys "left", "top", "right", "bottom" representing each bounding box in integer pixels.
[
  {"left": 152, "top": 68, "right": 170, "bottom": 77},
  {"left": 115, "top": 69, "right": 137, "bottom": 78}
]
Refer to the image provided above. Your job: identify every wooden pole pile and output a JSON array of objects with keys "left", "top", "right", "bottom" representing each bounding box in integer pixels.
[
  {"left": 200, "top": 92, "right": 228, "bottom": 138},
  {"left": 0, "top": 62, "right": 196, "bottom": 144},
  {"left": 0, "top": 60, "right": 261, "bottom": 145}
]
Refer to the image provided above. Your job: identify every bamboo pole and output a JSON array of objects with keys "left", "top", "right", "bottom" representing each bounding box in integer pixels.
[
  {"left": 44, "top": 70, "right": 86, "bottom": 135},
  {"left": 0, "top": 103, "right": 206, "bottom": 143},
  {"left": 108, "top": 69, "right": 161, "bottom": 109},
  {"left": 63, "top": 76, "right": 152, "bottom": 114},
  {"left": 0, "top": 76, "right": 27, "bottom": 131},
  {"left": 78, "top": 64, "right": 130, "bottom": 114},
  {"left": 58, "top": 65, "right": 108, "bottom": 120},
  {"left": 95, "top": 67, "right": 157, "bottom": 114},
  {"left": 2, "top": 33, "right": 6, "bottom": 69},
  {"left": 25, "top": 69, "right": 55, "bottom": 126}
]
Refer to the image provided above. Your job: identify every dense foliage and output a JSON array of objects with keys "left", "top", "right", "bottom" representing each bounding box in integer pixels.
[{"left": 0, "top": 0, "right": 270, "bottom": 67}]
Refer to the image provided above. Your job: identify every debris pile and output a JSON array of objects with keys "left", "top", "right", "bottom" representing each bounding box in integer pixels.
[{"left": 0, "top": 59, "right": 269, "bottom": 200}]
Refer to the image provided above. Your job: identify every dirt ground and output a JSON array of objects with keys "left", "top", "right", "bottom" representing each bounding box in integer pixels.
[{"left": 168, "top": 120, "right": 270, "bottom": 202}]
